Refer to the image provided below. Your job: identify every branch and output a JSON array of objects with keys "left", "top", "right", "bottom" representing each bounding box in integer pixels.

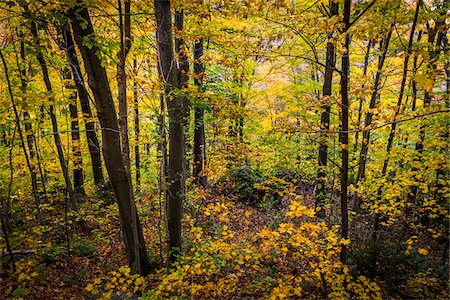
[{"left": 349, "top": 0, "right": 377, "bottom": 29}]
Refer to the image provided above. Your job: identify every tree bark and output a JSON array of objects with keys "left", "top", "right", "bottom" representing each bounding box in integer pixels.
[
  {"left": 355, "top": 30, "right": 392, "bottom": 200},
  {"left": 133, "top": 59, "right": 141, "bottom": 193},
  {"left": 193, "top": 38, "right": 207, "bottom": 187},
  {"left": 154, "top": 0, "right": 186, "bottom": 260},
  {"left": 354, "top": 41, "right": 372, "bottom": 152},
  {"left": 175, "top": 8, "right": 191, "bottom": 176},
  {"left": 61, "top": 24, "right": 105, "bottom": 186},
  {"left": 375, "top": 0, "right": 421, "bottom": 241},
  {"left": 28, "top": 18, "right": 79, "bottom": 211},
  {"left": 69, "top": 3, "right": 152, "bottom": 275},
  {"left": 315, "top": 0, "right": 338, "bottom": 218},
  {"left": 62, "top": 68, "right": 85, "bottom": 195},
  {"left": 117, "top": 0, "right": 132, "bottom": 175},
  {"left": 0, "top": 50, "right": 45, "bottom": 227},
  {"left": 339, "top": 0, "right": 351, "bottom": 265}
]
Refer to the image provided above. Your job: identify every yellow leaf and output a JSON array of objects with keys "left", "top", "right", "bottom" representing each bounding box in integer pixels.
[{"left": 418, "top": 248, "right": 429, "bottom": 255}]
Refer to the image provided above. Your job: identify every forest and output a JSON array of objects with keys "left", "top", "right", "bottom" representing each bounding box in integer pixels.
[{"left": 0, "top": 0, "right": 448, "bottom": 299}]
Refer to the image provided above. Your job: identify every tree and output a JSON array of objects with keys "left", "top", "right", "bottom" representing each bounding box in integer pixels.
[
  {"left": 315, "top": 0, "right": 338, "bottom": 218},
  {"left": 69, "top": 2, "right": 152, "bottom": 274},
  {"left": 117, "top": 0, "right": 132, "bottom": 175},
  {"left": 193, "top": 37, "right": 207, "bottom": 187},
  {"left": 25, "top": 10, "right": 79, "bottom": 211},
  {"left": 61, "top": 24, "right": 105, "bottom": 186},
  {"left": 154, "top": 0, "right": 186, "bottom": 260}
]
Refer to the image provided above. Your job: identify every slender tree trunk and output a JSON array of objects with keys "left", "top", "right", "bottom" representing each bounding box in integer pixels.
[
  {"left": 315, "top": 0, "right": 338, "bottom": 218},
  {"left": 154, "top": 0, "right": 186, "bottom": 260},
  {"left": 62, "top": 68, "right": 85, "bottom": 195},
  {"left": 339, "top": 0, "right": 351, "bottom": 265},
  {"left": 27, "top": 18, "right": 79, "bottom": 211},
  {"left": 410, "top": 17, "right": 444, "bottom": 202},
  {"left": 61, "top": 25, "right": 105, "bottom": 186},
  {"left": 411, "top": 31, "right": 423, "bottom": 112},
  {"left": 133, "top": 59, "right": 141, "bottom": 193},
  {"left": 354, "top": 30, "right": 392, "bottom": 206},
  {"left": 175, "top": 8, "right": 191, "bottom": 176},
  {"left": 193, "top": 38, "right": 207, "bottom": 186},
  {"left": 0, "top": 50, "right": 45, "bottom": 227},
  {"left": 17, "top": 38, "right": 47, "bottom": 195},
  {"left": 117, "top": 0, "right": 132, "bottom": 174},
  {"left": 354, "top": 41, "right": 372, "bottom": 152},
  {"left": 374, "top": 0, "right": 421, "bottom": 242},
  {"left": 70, "top": 3, "right": 152, "bottom": 275}
]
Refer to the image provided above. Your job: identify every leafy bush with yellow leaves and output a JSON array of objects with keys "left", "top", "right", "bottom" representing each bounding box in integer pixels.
[
  {"left": 150, "top": 197, "right": 381, "bottom": 299},
  {"left": 2, "top": 258, "right": 39, "bottom": 298},
  {"left": 85, "top": 266, "right": 146, "bottom": 299}
]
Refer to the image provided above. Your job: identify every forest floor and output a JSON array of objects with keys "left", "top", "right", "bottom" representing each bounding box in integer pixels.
[{"left": 1, "top": 179, "right": 448, "bottom": 299}]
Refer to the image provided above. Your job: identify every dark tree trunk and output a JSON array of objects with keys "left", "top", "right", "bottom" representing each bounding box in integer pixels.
[
  {"left": 117, "top": 0, "right": 132, "bottom": 174},
  {"left": 175, "top": 8, "right": 191, "bottom": 176},
  {"left": 28, "top": 18, "right": 79, "bottom": 211},
  {"left": 315, "top": 0, "right": 338, "bottom": 218},
  {"left": 70, "top": 3, "right": 152, "bottom": 275},
  {"left": 0, "top": 50, "right": 45, "bottom": 227},
  {"left": 17, "top": 38, "right": 47, "bottom": 195},
  {"left": 375, "top": 0, "right": 421, "bottom": 243},
  {"left": 62, "top": 68, "right": 85, "bottom": 195},
  {"left": 154, "top": 0, "right": 186, "bottom": 260},
  {"left": 339, "top": 0, "right": 350, "bottom": 265},
  {"left": 61, "top": 24, "right": 105, "bottom": 186},
  {"left": 354, "top": 41, "right": 372, "bottom": 152},
  {"left": 411, "top": 31, "right": 423, "bottom": 112},
  {"left": 355, "top": 30, "right": 392, "bottom": 202},
  {"left": 411, "top": 16, "right": 445, "bottom": 202},
  {"left": 193, "top": 38, "right": 207, "bottom": 187},
  {"left": 133, "top": 59, "right": 141, "bottom": 193}
]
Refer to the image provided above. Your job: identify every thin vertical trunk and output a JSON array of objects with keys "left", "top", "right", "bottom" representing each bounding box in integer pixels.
[
  {"left": 339, "top": 0, "right": 351, "bottom": 265},
  {"left": 315, "top": 0, "right": 338, "bottom": 218},
  {"left": 154, "top": 0, "right": 186, "bottom": 260},
  {"left": 410, "top": 19, "right": 445, "bottom": 202},
  {"left": 133, "top": 59, "right": 140, "bottom": 192},
  {"left": 175, "top": 8, "right": 190, "bottom": 176},
  {"left": 62, "top": 68, "right": 85, "bottom": 195},
  {"left": 70, "top": 3, "right": 152, "bottom": 275},
  {"left": 355, "top": 30, "right": 392, "bottom": 192},
  {"left": 61, "top": 25, "right": 105, "bottom": 186},
  {"left": 193, "top": 38, "right": 207, "bottom": 186},
  {"left": 27, "top": 17, "right": 79, "bottom": 211},
  {"left": 0, "top": 50, "right": 45, "bottom": 227},
  {"left": 375, "top": 0, "right": 421, "bottom": 241},
  {"left": 17, "top": 38, "right": 47, "bottom": 195},
  {"left": 411, "top": 31, "right": 423, "bottom": 112},
  {"left": 354, "top": 41, "right": 372, "bottom": 152},
  {"left": 117, "top": 0, "right": 132, "bottom": 174}
]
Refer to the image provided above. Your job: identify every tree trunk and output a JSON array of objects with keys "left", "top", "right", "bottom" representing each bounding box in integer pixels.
[
  {"left": 411, "top": 17, "right": 445, "bottom": 202},
  {"left": 133, "top": 59, "right": 141, "bottom": 193},
  {"left": 61, "top": 24, "right": 105, "bottom": 186},
  {"left": 193, "top": 38, "right": 207, "bottom": 187},
  {"left": 117, "top": 0, "right": 132, "bottom": 174},
  {"left": 62, "top": 68, "right": 85, "bottom": 195},
  {"left": 28, "top": 18, "right": 79, "bottom": 211},
  {"left": 354, "top": 41, "right": 372, "bottom": 152},
  {"left": 154, "top": 0, "right": 186, "bottom": 260},
  {"left": 315, "top": 0, "right": 338, "bottom": 218},
  {"left": 70, "top": 3, "right": 152, "bottom": 275},
  {"left": 374, "top": 0, "right": 421, "bottom": 242},
  {"left": 354, "top": 30, "right": 392, "bottom": 208},
  {"left": 339, "top": 0, "right": 351, "bottom": 265},
  {"left": 0, "top": 50, "right": 45, "bottom": 227},
  {"left": 175, "top": 8, "right": 191, "bottom": 177}
]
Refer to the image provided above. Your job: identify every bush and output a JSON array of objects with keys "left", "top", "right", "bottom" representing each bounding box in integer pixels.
[{"left": 214, "top": 165, "right": 267, "bottom": 205}]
